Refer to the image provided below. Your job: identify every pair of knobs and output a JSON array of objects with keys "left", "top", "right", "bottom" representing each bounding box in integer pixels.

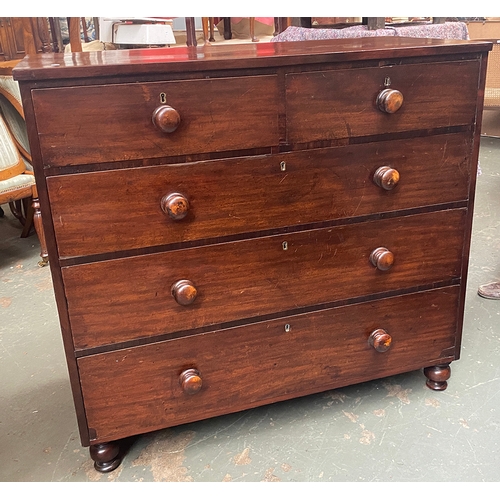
[
  {"left": 160, "top": 166, "right": 400, "bottom": 223},
  {"left": 151, "top": 88, "right": 403, "bottom": 135},
  {"left": 171, "top": 246, "right": 394, "bottom": 307},
  {"left": 179, "top": 328, "right": 392, "bottom": 395}
]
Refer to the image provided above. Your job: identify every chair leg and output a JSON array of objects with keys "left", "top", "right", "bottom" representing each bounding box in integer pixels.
[
  {"left": 20, "top": 200, "right": 34, "bottom": 238},
  {"left": 32, "top": 197, "right": 49, "bottom": 267},
  {"left": 223, "top": 18, "right": 232, "bottom": 40},
  {"left": 250, "top": 17, "right": 258, "bottom": 42},
  {"left": 185, "top": 17, "right": 197, "bottom": 47},
  {"left": 201, "top": 17, "right": 209, "bottom": 43},
  {"left": 209, "top": 17, "right": 215, "bottom": 42},
  {"left": 9, "top": 200, "right": 27, "bottom": 226}
]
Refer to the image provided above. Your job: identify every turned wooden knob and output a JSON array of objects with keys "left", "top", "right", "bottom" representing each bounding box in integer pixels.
[
  {"left": 179, "top": 368, "right": 203, "bottom": 395},
  {"left": 373, "top": 166, "right": 400, "bottom": 191},
  {"left": 171, "top": 279, "right": 197, "bottom": 306},
  {"left": 152, "top": 105, "right": 181, "bottom": 133},
  {"left": 376, "top": 88, "right": 404, "bottom": 114},
  {"left": 370, "top": 247, "right": 394, "bottom": 271},
  {"left": 368, "top": 329, "right": 392, "bottom": 352},
  {"left": 161, "top": 193, "right": 190, "bottom": 220}
]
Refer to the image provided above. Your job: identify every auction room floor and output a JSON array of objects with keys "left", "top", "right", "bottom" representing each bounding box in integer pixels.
[{"left": 2, "top": 131, "right": 500, "bottom": 483}]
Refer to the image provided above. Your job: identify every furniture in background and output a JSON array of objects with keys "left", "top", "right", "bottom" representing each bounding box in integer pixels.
[
  {"left": 0, "top": 18, "right": 57, "bottom": 265},
  {"left": 481, "top": 41, "right": 500, "bottom": 110},
  {"left": 298, "top": 17, "right": 448, "bottom": 30},
  {"left": 467, "top": 21, "right": 500, "bottom": 111},
  {"left": 0, "top": 109, "right": 47, "bottom": 266},
  {"left": 14, "top": 36, "right": 491, "bottom": 472},
  {"left": 0, "top": 17, "right": 52, "bottom": 61},
  {"left": 200, "top": 18, "right": 290, "bottom": 44},
  {"left": 271, "top": 21, "right": 470, "bottom": 43}
]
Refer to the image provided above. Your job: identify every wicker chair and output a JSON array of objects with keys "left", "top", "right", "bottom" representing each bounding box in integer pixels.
[{"left": 483, "top": 41, "right": 500, "bottom": 110}]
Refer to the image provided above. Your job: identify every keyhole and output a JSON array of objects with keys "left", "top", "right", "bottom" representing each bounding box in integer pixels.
[
  {"left": 284, "top": 324, "right": 291, "bottom": 332},
  {"left": 384, "top": 76, "right": 391, "bottom": 87},
  {"left": 282, "top": 241, "right": 288, "bottom": 251},
  {"left": 160, "top": 92, "right": 167, "bottom": 104}
]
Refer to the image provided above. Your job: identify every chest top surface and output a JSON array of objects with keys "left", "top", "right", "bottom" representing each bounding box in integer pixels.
[{"left": 13, "top": 37, "right": 492, "bottom": 82}]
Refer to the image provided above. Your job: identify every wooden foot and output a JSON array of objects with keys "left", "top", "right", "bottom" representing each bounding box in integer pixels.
[
  {"left": 424, "top": 364, "right": 451, "bottom": 391},
  {"left": 89, "top": 442, "right": 121, "bottom": 473}
]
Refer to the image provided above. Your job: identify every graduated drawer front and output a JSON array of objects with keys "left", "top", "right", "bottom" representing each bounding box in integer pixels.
[
  {"left": 286, "top": 60, "right": 480, "bottom": 143},
  {"left": 77, "top": 286, "right": 460, "bottom": 443},
  {"left": 63, "top": 209, "right": 466, "bottom": 350},
  {"left": 48, "top": 133, "right": 471, "bottom": 258},
  {"left": 31, "top": 75, "right": 280, "bottom": 167}
]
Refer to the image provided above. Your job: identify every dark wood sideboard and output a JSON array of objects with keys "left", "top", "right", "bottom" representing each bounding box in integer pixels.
[{"left": 13, "top": 37, "right": 491, "bottom": 472}]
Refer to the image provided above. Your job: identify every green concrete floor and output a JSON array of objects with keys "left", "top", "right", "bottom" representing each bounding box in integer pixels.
[{"left": 2, "top": 137, "right": 500, "bottom": 483}]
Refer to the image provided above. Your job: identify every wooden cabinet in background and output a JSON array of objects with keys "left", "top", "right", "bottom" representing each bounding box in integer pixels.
[{"left": 0, "top": 17, "right": 51, "bottom": 61}]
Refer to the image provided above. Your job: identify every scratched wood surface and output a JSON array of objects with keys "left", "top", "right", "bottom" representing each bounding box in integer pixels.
[
  {"left": 63, "top": 209, "right": 466, "bottom": 350},
  {"left": 77, "top": 286, "right": 460, "bottom": 443},
  {"left": 48, "top": 132, "right": 472, "bottom": 258},
  {"left": 14, "top": 38, "right": 489, "bottom": 458}
]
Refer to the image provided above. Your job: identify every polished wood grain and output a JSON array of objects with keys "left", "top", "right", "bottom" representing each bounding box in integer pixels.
[
  {"left": 47, "top": 133, "right": 472, "bottom": 258},
  {"left": 286, "top": 60, "right": 480, "bottom": 143},
  {"left": 12, "top": 37, "right": 492, "bottom": 82},
  {"left": 63, "top": 209, "right": 466, "bottom": 349},
  {"left": 77, "top": 286, "right": 460, "bottom": 443},
  {"left": 31, "top": 76, "right": 280, "bottom": 166},
  {"left": 14, "top": 38, "right": 490, "bottom": 461}
]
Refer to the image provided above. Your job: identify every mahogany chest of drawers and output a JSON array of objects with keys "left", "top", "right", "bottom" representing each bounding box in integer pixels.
[{"left": 13, "top": 37, "right": 491, "bottom": 472}]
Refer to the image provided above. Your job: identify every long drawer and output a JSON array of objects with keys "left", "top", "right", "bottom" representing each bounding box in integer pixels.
[
  {"left": 63, "top": 209, "right": 466, "bottom": 349},
  {"left": 31, "top": 75, "right": 280, "bottom": 167},
  {"left": 77, "top": 286, "right": 460, "bottom": 443},
  {"left": 286, "top": 60, "right": 480, "bottom": 143},
  {"left": 48, "top": 133, "right": 472, "bottom": 258}
]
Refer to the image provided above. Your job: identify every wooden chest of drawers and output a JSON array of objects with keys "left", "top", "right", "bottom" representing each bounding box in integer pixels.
[{"left": 13, "top": 37, "right": 491, "bottom": 472}]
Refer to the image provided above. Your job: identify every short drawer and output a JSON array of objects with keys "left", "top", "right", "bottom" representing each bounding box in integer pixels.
[
  {"left": 286, "top": 60, "right": 480, "bottom": 143},
  {"left": 31, "top": 75, "right": 280, "bottom": 167},
  {"left": 63, "top": 209, "right": 466, "bottom": 349},
  {"left": 48, "top": 133, "right": 472, "bottom": 258},
  {"left": 77, "top": 286, "right": 460, "bottom": 443}
]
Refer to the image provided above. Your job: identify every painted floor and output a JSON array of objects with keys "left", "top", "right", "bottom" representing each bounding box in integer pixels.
[{"left": 2, "top": 136, "right": 500, "bottom": 483}]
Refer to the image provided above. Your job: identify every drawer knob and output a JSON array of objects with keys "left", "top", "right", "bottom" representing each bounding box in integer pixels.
[
  {"left": 152, "top": 105, "right": 181, "bottom": 133},
  {"left": 179, "top": 368, "right": 203, "bottom": 395},
  {"left": 171, "top": 279, "right": 198, "bottom": 306},
  {"left": 373, "top": 166, "right": 400, "bottom": 191},
  {"left": 368, "top": 329, "right": 392, "bottom": 352},
  {"left": 370, "top": 247, "right": 394, "bottom": 271},
  {"left": 376, "top": 88, "right": 404, "bottom": 114},
  {"left": 161, "top": 193, "right": 190, "bottom": 220}
]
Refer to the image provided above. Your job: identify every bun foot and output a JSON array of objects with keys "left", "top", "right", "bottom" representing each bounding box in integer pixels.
[
  {"left": 424, "top": 364, "right": 451, "bottom": 391},
  {"left": 89, "top": 442, "right": 121, "bottom": 473}
]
